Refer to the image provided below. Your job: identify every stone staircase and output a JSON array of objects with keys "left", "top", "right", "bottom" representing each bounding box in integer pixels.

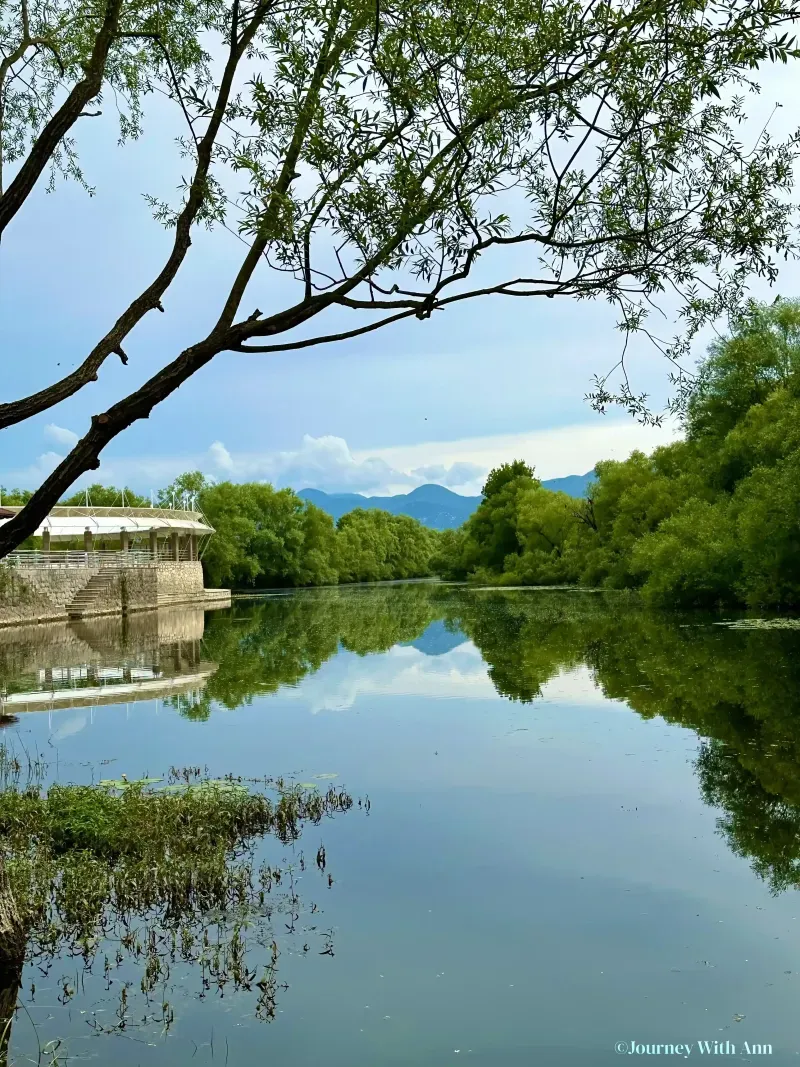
[{"left": 67, "top": 570, "right": 118, "bottom": 619}]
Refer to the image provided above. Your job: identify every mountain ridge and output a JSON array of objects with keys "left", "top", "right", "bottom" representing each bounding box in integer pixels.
[{"left": 298, "top": 472, "right": 594, "bottom": 530}]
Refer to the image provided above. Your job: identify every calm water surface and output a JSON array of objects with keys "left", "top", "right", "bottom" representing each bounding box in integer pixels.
[{"left": 2, "top": 585, "right": 800, "bottom": 1065}]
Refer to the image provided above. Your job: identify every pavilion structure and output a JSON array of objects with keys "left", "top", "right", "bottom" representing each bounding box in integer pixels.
[
  {"left": 0, "top": 507, "right": 230, "bottom": 625},
  {"left": 0, "top": 505, "right": 213, "bottom": 561}
]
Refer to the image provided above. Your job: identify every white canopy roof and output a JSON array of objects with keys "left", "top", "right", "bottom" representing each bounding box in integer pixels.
[{"left": 0, "top": 506, "right": 213, "bottom": 541}]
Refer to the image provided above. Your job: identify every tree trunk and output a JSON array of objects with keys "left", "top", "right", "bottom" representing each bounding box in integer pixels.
[
  {"left": 0, "top": 968, "right": 20, "bottom": 1067},
  {"left": 0, "top": 855, "right": 24, "bottom": 1067}
]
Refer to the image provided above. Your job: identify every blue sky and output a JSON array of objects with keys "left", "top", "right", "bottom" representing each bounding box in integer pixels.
[{"left": 2, "top": 61, "right": 799, "bottom": 498}]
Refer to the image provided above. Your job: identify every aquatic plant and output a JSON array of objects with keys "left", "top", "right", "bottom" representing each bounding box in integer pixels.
[{"left": 0, "top": 764, "right": 353, "bottom": 1064}]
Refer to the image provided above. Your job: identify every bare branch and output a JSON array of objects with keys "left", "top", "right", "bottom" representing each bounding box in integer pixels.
[{"left": 235, "top": 307, "right": 418, "bottom": 351}]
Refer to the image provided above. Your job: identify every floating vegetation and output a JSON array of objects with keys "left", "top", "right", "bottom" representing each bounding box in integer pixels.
[
  {"left": 0, "top": 758, "right": 354, "bottom": 1064},
  {"left": 98, "top": 774, "right": 252, "bottom": 796},
  {"left": 714, "top": 618, "right": 800, "bottom": 630},
  {"left": 98, "top": 776, "right": 163, "bottom": 789}
]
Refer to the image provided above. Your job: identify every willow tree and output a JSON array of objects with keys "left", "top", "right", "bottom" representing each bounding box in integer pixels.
[{"left": 1, "top": 0, "right": 800, "bottom": 554}]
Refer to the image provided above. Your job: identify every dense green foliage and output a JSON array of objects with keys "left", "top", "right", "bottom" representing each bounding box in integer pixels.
[
  {"left": 433, "top": 298, "right": 800, "bottom": 609},
  {"left": 0, "top": 489, "right": 31, "bottom": 506},
  {"left": 59, "top": 484, "right": 150, "bottom": 507},
  {"left": 150, "top": 475, "right": 438, "bottom": 588},
  {"left": 193, "top": 480, "right": 438, "bottom": 589},
  {"left": 169, "top": 583, "right": 440, "bottom": 718},
  {"left": 196, "top": 480, "right": 336, "bottom": 589}
]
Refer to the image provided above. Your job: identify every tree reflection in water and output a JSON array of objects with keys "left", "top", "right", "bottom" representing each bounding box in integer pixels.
[
  {"left": 190, "top": 586, "right": 800, "bottom": 895},
  {"left": 2, "top": 585, "right": 800, "bottom": 1062}
]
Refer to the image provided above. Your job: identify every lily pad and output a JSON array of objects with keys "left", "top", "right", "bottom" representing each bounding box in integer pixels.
[
  {"left": 157, "top": 778, "right": 247, "bottom": 795},
  {"left": 297, "top": 782, "right": 319, "bottom": 789},
  {"left": 313, "top": 773, "right": 339, "bottom": 780},
  {"left": 190, "top": 779, "right": 249, "bottom": 794}
]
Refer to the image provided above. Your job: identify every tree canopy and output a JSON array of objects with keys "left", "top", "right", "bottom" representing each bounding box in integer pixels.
[
  {"left": 2, "top": 0, "right": 800, "bottom": 555},
  {"left": 60, "top": 483, "right": 150, "bottom": 507},
  {"left": 687, "top": 298, "right": 800, "bottom": 442},
  {"left": 431, "top": 296, "right": 800, "bottom": 609},
  {"left": 190, "top": 476, "right": 438, "bottom": 588},
  {"left": 0, "top": 469, "right": 442, "bottom": 584}
]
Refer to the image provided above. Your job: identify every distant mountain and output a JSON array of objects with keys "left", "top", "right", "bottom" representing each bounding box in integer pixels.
[
  {"left": 298, "top": 472, "right": 594, "bottom": 531},
  {"left": 542, "top": 471, "right": 596, "bottom": 497},
  {"left": 298, "top": 484, "right": 480, "bottom": 530}
]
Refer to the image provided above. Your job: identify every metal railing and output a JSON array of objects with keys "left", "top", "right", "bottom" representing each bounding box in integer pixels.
[{"left": 0, "top": 549, "right": 199, "bottom": 568}]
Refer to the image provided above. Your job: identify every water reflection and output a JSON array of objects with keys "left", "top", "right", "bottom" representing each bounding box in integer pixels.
[
  {"left": 3, "top": 586, "right": 798, "bottom": 898},
  {"left": 2, "top": 586, "right": 800, "bottom": 1062},
  {"left": 202, "top": 588, "right": 800, "bottom": 896},
  {"left": 451, "top": 591, "right": 800, "bottom": 897},
  {"left": 0, "top": 608, "right": 216, "bottom": 711}
]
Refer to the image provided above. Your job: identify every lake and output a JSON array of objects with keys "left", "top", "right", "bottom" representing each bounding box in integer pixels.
[{"left": 1, "top": 583, "right": 799, "bottom": 1065}]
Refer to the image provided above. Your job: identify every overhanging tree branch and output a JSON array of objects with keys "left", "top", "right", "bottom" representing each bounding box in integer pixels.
[
  {"left": 0, "top": 0, "right": 274, "bottom": 431},
  {"left": 0, "top": 0, "right": 125, "bottom": 234},
  {"left": 1, "top": 0, "right": 799, "bottom": 556}
]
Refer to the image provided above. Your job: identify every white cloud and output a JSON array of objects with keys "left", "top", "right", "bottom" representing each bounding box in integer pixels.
[
  {"left": 44, "top": 424, "right": 79, "bottom": 448},
  {"left": 203, "top": 433, "right": 410, "bottom": 494},
  {"left": 411, "top": 461, "right": 486, "bottom": 490},
  {"left": 274, "top": 434, "right": 403, "bottom": 493},
  {"left": 359, "top": 417, "right": 682, "bottom": 486},
  {"left": 202, "top": 436, "right": 490, "bottom": 494},
  {"left": 197, "top": 421, "right": 674, "bottom": 498},
  {"left": 277, "top": 642, "right": 497, "bottom": 713},
  {"left": 539, "top": 666, "right": 615, "bottom": 707},
  {"left": 208, "top": 440, "right": 235, "bottom": 472},
  {"left": 51, "top": 712, "right": 89, "bottom": 741},
  {"left": 37, "top": 450, "right": 65, "bottom": 471},
  {"left": 1, "top": 419, "right": 682, "bottom": 498},
  {"left": 1, "top": 427, "right": 79, "bottom": 489},
  {"left": 2, "top": 450, "right": 66, "bottom": 487}
]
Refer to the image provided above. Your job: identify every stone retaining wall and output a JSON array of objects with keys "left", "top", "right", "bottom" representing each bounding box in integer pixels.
[
  {"left": 0, "top": 561, "right": 229, "bottom": 627},
  {"left": 154, "top": 561, "right": 204, "bottom": 599},
  {"left": 0, "top": 564, "right": 99, "bottom": 626}
]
